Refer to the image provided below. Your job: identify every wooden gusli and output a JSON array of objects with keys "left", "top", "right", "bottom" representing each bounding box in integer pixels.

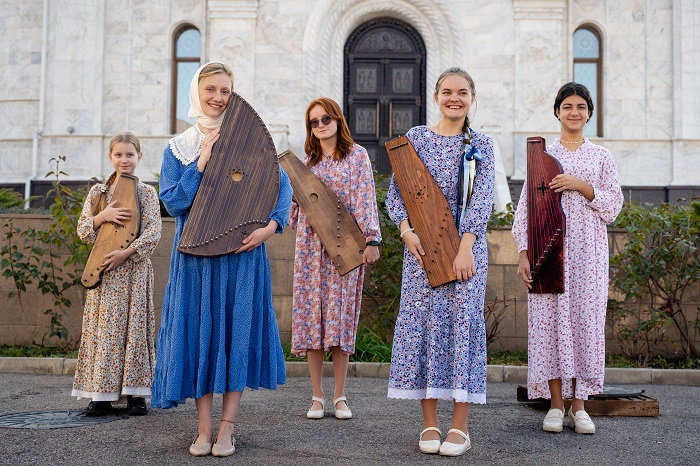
[
  {"left": 178, "top": 93, "right": 280, "bottom": 256},
  {"left": 81, "top": 174, "right": 140, "bottom": 289},
  {"left": 526, "top": 136, "right": 566, "bottom": 293},
  {"left": 278, "top": 150, "right": 365, "bottom": 275},
  {"left": 385, "top": 135, "right": 460, "bottom": 288}
]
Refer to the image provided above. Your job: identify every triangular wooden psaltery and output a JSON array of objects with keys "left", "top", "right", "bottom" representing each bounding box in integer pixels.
[
  {"left": 81, "top": 174, "right": 140, "bottom": 289},
  {"left": 278, "top": 150, "right": 365, "bottom": 275},
  {"left": 526, "top": 136, "right": 566, "bottom": 293},
  {"left": 385, "top": 135, "right": 460, "bottom": 288},
  {"left": 178, "top": 93, "right": 280, "bottom": 256}
]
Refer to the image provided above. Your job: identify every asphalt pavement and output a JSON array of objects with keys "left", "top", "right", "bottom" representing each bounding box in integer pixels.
[{"left": 0, "top": 373, "right": 698, "bottom": 465}]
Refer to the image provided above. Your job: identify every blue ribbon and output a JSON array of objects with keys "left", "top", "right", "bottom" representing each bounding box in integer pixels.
[{"left": 457, "top": 131, "right": 484, "bottom": 230}]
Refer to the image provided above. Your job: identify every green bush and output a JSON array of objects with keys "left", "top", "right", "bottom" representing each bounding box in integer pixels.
[
  {"left": 0, "top": 188, "right": 24, "bottom": 211},
  {"left": 609, "top": 200, "right": 700, "bottom": 362},
  {"left": 0, "top": 156, "right": 89, "bottom": 348}
]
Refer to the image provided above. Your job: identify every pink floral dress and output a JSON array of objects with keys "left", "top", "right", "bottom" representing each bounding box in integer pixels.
[
  {"left": 289, "top": 145, "right": 381, "bottom": 357},
  {"left": 512, "top": 139, "right": 623, "bottom": 399}
]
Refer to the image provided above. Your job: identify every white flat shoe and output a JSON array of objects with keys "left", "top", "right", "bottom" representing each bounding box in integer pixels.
[
  {"left": 307, "top": 396, "right": 325, "bottom": 419},
  {"left": 212, "top": 419, "right": 236, "bottom": 457},
  {"left": 334, "top": 396, "right": 352, "bottom": 420},
  {"left": 439, "top": 429, "right": 471, "bottom": 456},
  {"left": 188, "top": 434, "right": 213, "bottom": 457},
  {"left": 543, "top": 408, "right": 565, "bottom": 432},
  {"left": 418, "top": 427, "right": 441, "bottom": 454},
  {"left": 568, "top": 407, "right": 595, "bottom": 434}
]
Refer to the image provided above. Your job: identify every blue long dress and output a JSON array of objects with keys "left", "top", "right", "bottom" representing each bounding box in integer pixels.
[{"left": 151, "top": 141, "right": 292, "bottom": 409}]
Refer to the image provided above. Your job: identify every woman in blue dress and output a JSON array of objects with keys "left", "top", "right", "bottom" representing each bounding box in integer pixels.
[
  {"left": 151, "top": 62, "right": 292, "bottom": 457},
  {"left": 386, "top": 67, "right": 495, "bottom": 457}
]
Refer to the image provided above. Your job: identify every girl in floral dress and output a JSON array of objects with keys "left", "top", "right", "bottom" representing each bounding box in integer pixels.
[
  {"left": 73, "top": 132, "right": 162, "bottom": 416},
  {"left": 512, "top": 82, "right": 623, "bottom": 434},
  {"left": 290, "top": 97, "right": 381, "bottom": 420},
  {"left": 386, "top": 68, "right": 495, "bottom": 456}
]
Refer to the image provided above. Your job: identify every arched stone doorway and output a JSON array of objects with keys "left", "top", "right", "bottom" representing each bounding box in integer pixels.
[{"left": 344, "top": 18, "right": 426, "bottom": 174}]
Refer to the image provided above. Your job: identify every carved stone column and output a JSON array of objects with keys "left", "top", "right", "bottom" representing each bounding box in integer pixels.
[
  {"left": 207, "top": 0, "right": 259, "bottom": 101},
  {"left": 512, "top": 0, "right": 567, "bottom": 179}
]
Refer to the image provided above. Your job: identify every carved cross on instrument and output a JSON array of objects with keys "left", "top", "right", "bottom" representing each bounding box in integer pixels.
[{"left": 537, "top": 180, "right": 549, "bottom": 197}]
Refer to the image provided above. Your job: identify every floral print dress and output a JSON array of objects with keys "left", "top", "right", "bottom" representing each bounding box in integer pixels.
[
  {"left": 72, "top": 181, "right": 162, "bottom": 401},
  {"left": 289, "top": 145, "right": 381, "bottom": 357},
  {"left": 386, "top": 126, "right": 495, "bottom": 403},
  {"left": 512, "top": 139, "right": 623, "bottom": 400}
]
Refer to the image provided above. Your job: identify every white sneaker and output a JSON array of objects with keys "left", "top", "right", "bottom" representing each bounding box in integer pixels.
[
  {"left": 306, "top": 396, "right": 325, "bottom": 419},
  {"left": 542, "top": 408, "right": 565, "bottom": 432},
  {"left": 418, "top": 427, "right": 441, "bottom": 454},
  {"left": 568, "top": 407, "right": 596, "bottom": 434},
  {"left": 438, "top": 429, "right": 471, "bottom": 456}
]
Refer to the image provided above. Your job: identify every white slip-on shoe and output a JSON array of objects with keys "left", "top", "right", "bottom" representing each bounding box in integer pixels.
[
  {"left": 543, "top": 408, "right": 565, "bottom": 432},
  {"left": 188, "top": 434, "right": 213, "bottom": 457},
  {"left": 568, "top": 407, "right": 596, "bottom": 434},
  {"left": 211, "top": 419, "right": 236, "bottom": 457},
  {"left": 438, "top": 428, "right": 471, "bottom": 456},
  {"left": 418, "top": 427, "right": 442, "bottom": 454},
  {"left": 333, "top": 396, "right": 352, "bottom": 420},
  {"left": 306, "top": 396, "right": 325, "bottom": 419}
]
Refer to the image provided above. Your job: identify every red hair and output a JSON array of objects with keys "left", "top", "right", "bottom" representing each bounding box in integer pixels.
[{"left": 304, "top": 97, "right": 355, "bottom": 167}]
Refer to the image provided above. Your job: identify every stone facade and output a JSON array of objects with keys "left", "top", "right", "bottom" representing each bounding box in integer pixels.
[{"left": 1, "top": 0, "right": 698, "bottom": 198}]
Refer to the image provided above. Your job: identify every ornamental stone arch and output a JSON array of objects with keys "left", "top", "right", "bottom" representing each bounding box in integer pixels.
[{"left": 302, "top": 0, "right": 458, "bottom": 120}]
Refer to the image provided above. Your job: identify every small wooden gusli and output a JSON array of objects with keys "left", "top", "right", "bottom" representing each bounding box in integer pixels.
[
  {"left": 385, "top": 135, "right": 460, "bottom": 288},
  {"left": 526, "top": 136, "right": 566, "bottom": 293},
  {"left": 81, "top": 174, "right": 140, "bottom": 289},
  {"left": 278, "top": 150, "right": 365, "bottom": 275}
]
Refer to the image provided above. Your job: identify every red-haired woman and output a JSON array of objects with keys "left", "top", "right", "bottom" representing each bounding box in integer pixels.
[{"left": 289, "top": 97, "right": 381, "bottom": 420}]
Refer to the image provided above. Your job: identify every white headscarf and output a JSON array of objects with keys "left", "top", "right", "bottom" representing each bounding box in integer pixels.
[
  {"left": 168, "top": 61, "right": 232, "bottom": 165},
  {"left": 187, "top": 61, "right": 232, "bottom": 129}
]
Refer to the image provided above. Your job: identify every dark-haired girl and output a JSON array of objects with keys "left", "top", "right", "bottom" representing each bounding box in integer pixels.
[
  {"left": 512, "top": 82, "right": 623, "bottom": 434},
  {"left": 386, "top": 68, "right": 495, "bottom": 456},
  {"left": 289, "top": 97, "right": 381, "bottom": 420}
]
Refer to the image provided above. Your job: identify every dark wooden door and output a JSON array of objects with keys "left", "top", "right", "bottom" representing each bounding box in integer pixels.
[{"left": 344, "top": 18, "right": 426, "bottom": 175}]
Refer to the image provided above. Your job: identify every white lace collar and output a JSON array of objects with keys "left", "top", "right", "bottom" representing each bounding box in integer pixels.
[{"left": 168, "top": 125, "right": 205, "bottom": 166}]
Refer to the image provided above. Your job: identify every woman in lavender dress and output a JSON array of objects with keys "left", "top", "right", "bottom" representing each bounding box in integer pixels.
[
  {"left": 513, "top": 82, "right": 623, "bottom": 435},
  {"left": 386, "top": 68, "right": 495, "bottom": 457}
]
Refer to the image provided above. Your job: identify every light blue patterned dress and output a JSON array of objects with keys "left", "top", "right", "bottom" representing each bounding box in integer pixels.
[
  {"left": 151, "top": 130, "right": 292, "bottom": 409},
  {"left": 386, "top": 125, "right": 495, "bottom": 403}
]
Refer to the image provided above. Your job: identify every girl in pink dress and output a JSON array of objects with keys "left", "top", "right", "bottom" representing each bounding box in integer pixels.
[
  {"left": 289, "top": 97, "right": 381, "bottom": 421},
  {"left": 512, "top": 82, "right": 623, "bottom": 434}
]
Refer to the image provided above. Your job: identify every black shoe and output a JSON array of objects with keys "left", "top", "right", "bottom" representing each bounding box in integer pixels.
[
  {"left": 85, "top": 401, "right": 112, "bottom": 416},
  {"left": 126, "top": 396, "right": 148, "bottom": 416}
]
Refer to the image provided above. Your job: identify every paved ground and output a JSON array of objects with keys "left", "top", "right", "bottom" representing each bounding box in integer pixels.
[{"left": 0, "top": 373, "right": 698, "bottom": 465}]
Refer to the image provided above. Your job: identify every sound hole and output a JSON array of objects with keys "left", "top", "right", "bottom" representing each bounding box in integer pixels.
[
  {"left": 231, "top": 171, "right": 244, "bottom": 182},
  {"left": 310, "top": 193, "right": 318, "bottom": 202}
]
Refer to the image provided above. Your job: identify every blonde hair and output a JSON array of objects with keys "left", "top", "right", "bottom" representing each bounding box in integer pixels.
[
  {"left": 199, "top": 62, "right": 234, "bottom": 87},
  {"left": 90, "top": 132, "right": 142, "bottom": 216}
]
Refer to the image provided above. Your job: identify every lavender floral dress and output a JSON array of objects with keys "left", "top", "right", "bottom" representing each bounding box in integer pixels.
[
  {"left": 512, "top": 139, "right": 623, "bottom": 399},
  {"left": 386, "top": 126, "right": 495, "bottom": 403},
  {"left": 289, "top": 145, "right": 381, "bottom": 357}
]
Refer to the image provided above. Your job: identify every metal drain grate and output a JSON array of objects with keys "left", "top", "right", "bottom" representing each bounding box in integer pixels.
[{"left": 0, "top": 410, "right": 128, "bottom": 429}]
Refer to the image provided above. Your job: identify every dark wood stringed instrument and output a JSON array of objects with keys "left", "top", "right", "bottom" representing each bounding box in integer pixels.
[
  {"left": 526, "top": 136, "right": 566, "bottom": 293},
  {"left": 278, "top": 150, "right": 365, "bottom": 275},
  {"left": 177, "top": 93, "right": 280, "bottom": 256},
  {"left": 81, "top": 174, "right": 140, "bottom": 289},
  {"left": 385, "top": 135, "right": 460, "bottom": 288}
]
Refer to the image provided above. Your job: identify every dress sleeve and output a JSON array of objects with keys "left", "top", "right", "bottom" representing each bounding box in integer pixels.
[
  {"left": 512, "top": 178, "right": 528, "bottom": 252},
  {"left": 77, "top": 185, "right": 102, "bottom": 244},
  {"left": 349, "top": 148, "right": 381, "bottom": 242},
  {"left": 586, "top": 149, "right": 624, "bottom": 224},
  {"left": 288, "top": 198, "right": 299, "bottom": 230},
  {"left": 460, "top": 136, "right": 495, "bottom": 240},
  {"left": 129, "top": 185, "right": 163, "bottom": 262},
  {"left": 159, "top": 146, "right": 203, "bottom": 218},
  {"left": 386, "top": 175, "right": 408, "bottom": 228},
  {"left": 269, "top": 167, "right": 292, "bottom": 233}
]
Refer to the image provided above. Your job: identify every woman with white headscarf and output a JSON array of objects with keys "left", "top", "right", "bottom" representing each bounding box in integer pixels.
[{"left": 151, "top": 62, "right": 292, "bottom": 457}]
